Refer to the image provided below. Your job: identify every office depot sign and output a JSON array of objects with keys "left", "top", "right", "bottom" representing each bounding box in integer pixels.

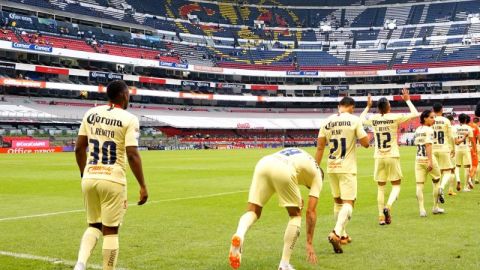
[
  {"left": 11, "top": 140, "right": 50, "bottom": 148},
  {"left": 0, "top": 146, "right": 63, "bottom": 154}
]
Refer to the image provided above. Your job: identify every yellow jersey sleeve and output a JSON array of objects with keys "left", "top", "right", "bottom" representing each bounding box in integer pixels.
[
  {"left": 355, "top": 118, "right": 368, "bottom": 139},
  {"left": 78, "top": 116, "right": 88, "bottom": 136},
  {"left": 396, "top": 101, "right": 419, "bottom": 123},
  {"left": 125, "top": 116, "right": 140, "bottom": 147}
]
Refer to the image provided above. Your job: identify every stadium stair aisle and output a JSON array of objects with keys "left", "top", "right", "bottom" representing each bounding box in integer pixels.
[{"left": 219, "top": 3, "right": 238, "bottom": 25}]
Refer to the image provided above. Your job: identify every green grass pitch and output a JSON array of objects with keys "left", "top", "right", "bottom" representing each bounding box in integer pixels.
[{"left": 1, "top": 147, "right": 480, "bottom": 270}]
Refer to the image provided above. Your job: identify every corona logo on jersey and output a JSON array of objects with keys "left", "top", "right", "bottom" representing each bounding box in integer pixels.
[{"left": 86, "top": 113, "right": 123, "bottom": 127}]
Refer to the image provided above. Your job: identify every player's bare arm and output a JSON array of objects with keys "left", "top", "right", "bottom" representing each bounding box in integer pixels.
[
  {"left": 315, "top": 137, "right": 327, "bottom": 166},
  {"left": 359, "top": 136, "right": 370, "bottom": 148},
  {"left": 126, "top": 146, "right": 148, "bottom": 205},
  {"left": 360, "top": 94, "right": 372, "bottom": 121},
  {"left": 305, "top": 196, "right": 318, "bottom": 265},
  {"left": 75, "top": 135, "right": 88, "bottom": 178}
]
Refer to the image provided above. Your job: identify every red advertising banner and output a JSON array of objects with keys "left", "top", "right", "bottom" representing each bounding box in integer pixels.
[
  {"left": 0, "top": 147, "right": 63, "bottom": 154},
  {"left": 179, "top": 92, "right": 214, "bottom": 100},
  {"left": 250, "top": 85, "right": 278, "bottom": 91},
  {"left": 139, "top": 77, "right": 166, "bottom": 85},
  {"left": 35, "top": 66, "right": 69, "bottom": 75},
  {"left": 11, "top": 140, "right": 50, "bottom": 148}
]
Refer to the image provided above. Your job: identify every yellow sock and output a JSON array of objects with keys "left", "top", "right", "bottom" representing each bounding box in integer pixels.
[
  {"left": 235, "top": 211, "right": 257, "bottom": 239},
  {"left": 334, "top": 204, "right": 352, "bottom": 236},
  {"left": 416, "top": 184, "right": 425, "bottom": 213},
  {"left": 102, "top": 235, "right": 119, "bottom": 270},
  {"left": 280, "top": 216, "right": 301, "bottom": 265},
  {"left": 387, "top": 184, "right": 401, "bottom": 208},
  {"left": 377, "top": 185, "right": 385, "bottom": 216},
  {"left": 333, "top": 203, "right": 342, "bottom": 221},
  {"left": 77, "top": 227, "right": 101, "bottom": 265}
]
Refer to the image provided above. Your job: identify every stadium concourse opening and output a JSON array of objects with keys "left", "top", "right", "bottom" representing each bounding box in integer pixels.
[{"left": 1, "top": 0, "right": 480, "bottom": 269}]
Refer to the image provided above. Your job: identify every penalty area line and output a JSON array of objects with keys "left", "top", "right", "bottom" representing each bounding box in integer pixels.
[
  {"left": 0, "top": 250, "right": 128, "bottom": 270},
  {"left": 0, "top": 190, "right": 248, "bottom": 222}
]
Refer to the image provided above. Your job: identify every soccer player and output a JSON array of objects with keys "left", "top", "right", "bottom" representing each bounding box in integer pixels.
[
  {"left": 74, "top": 80, "right": 148, "bottom": 270},
  {"left": 414, "top": 110, "right": 443, "bottom": 217},
  {"left": 229, "top": 148, "right": 323, "bottom": 270},
  {"left": 447, "top": 115, "right": 459, "bottom": 195},
  {"left": 454, "top": 113, "right": 475, "bottom": 192},
  {"left": 432, "top": 104, "right": 455, "bottom": 204},
  {"left": 316, "top": 97, "right": 369, "bottom": 254},
  {"left": 473, "top": 117, "right": 480, "bottom": 184},
  {"left": 467, "top": 116, "right": 479, "bottom": 185},
  {"left": 360, "top": 88, "right": 418, "bottom": 225}
]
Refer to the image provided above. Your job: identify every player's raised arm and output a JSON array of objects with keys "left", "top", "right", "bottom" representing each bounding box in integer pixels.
[
  {"left": 400, "top": 88, "right": 419, "bottom": 122},
  {"left": 360, "top": 94, "right": 372, "bottom": 125}
]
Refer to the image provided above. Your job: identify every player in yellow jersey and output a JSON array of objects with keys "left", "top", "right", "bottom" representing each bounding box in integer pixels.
[
  {"left": 447, "top": 115, "right": 459, "bottom": 195},
  {"left": 454, "top": 113, "right": 475, "bottom": 192},
  {"left": 360, "top": 88, "right": 418, "bottom": 225},
  {"left": 229, "top": 148, "right": 323, "bottom": 270},
  {"left": 414, "top": 110, "right": 443, "bottom": 217},
  {"left": 432, "top": 104, "right": 455, "bottom": 203},
  {"left": 316, "top": 97, "right": 369, "bottom": 254},
  {"left": 74, "top": 80, "right": 148, "bottom": 270}
]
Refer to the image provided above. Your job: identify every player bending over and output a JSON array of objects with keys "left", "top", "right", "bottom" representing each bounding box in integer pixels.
[
  {"left": 414, "top": 110, "right": 444, "bottom": 217},
  {"left": 316, "top": 97, "right": 369, "bottom": 254},
  {"left": 453, "top": 113, "right": 475, "bottom": 192},
  {"left": 74, "top": 80, "right": 148, "bottom": 270},
  {"left": 229, "top": 148, "right": 323, "bottom": 270},
  {"left": 360, "top": 88, "right": 418, "bottom": 225},
  {"left": 432, "top": 103, "right": 455, "bottom": 204}
]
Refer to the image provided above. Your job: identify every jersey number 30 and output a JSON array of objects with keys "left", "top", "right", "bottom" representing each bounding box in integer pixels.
[{"left": 89, "top": 139, "right": 117, "bottom": 165}]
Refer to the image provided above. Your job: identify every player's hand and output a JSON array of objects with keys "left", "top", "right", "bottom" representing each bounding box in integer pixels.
[
  {"left": 401, "top": 87, "right": 410, "bottom": 101},
  {"left": 306, "top": 244, "right": 317, "bottom": 264},
  {"left": 427, "top": 161, "right": 433, "bottom": 172},
  {"left": 366, "top": 93, "right": 372, "bottom": 108},
  {"left": 138, "top": 186, "right": 148, "bottom": 205},
  {"left": 450, "top": 151, "right": 455, "bottom": 158}
]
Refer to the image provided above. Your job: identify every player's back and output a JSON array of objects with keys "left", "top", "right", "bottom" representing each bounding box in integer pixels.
[
  {"left": 273, "top": 148, "right": 320, "bottom": 185},
  {"left": 454, "top": 124, "right": 473, "bottom": 152},
  {"left": 432, "top": 116, "right": 452, "bottom": 153},
  {"left": 319, "top": 113, "right": 366, "bottom": 174},
  {"left": 366, "top": 113, "right": 403, "bottom": 158},
  {"left": 414, "top": 125, "right": 434, "bottom": 161},
  {"left": 79, "top": 105, "right": 139, "bottom": 185}
]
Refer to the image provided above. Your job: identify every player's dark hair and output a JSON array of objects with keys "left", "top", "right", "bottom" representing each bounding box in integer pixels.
[
  {"left": 432, "top": 103, "right": 443, "bottom": 113},
  {"left": 420, "top": 110, "right": 432, "bottom": 124},
  {"left": 474, "top": 117, "right": 479, "bottom": 123},
  {"left": 458, "top": 113, "right": 468, "bottom": 124},
  {"left": 377, "top": 98, "right": 389, "bottom": 115},
  {"left": 446, "top": 115, "right": 454, "bottom": 122},
  {"left": 466, "top": 115, "right": 471, "bottom": 124},
  {"left": 339, "top": 97, "right": 355, "bottom": 107},
  {"left": 106, "top": 80, "right": 128, "bottom": 103}
]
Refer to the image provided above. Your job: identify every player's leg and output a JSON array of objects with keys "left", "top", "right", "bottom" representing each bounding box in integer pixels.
[
  {"left": 455, "top": 151, "right": 462, "bottom": 191},
  {"left": 98, "top": 181, "right": 126, "bottom": 270},
  {"left": 230, "top": 159, "right": 273, "bottom": 269},
  {"left": 74, "top": 180, "right": 102, "bottom": 270},
  {"left": 374, "top": 159, "right": 386, "bottom": 225},
  {"left": 415, "top": 164, "right": 427, "bottom": 217},
  {"left": 279, "top": 207, "right": 302, "bottom": 270},
  {"left": 430, "top": 160, "right": 443, "bottom": 214},
  {"left": 448, "top": 167, "right": 457, "bottom": 195},
  {"left": 384, "top": 158, "right": 403, "bottom": 224},
  {"left": 438, "top": 153, "right": 453, "bottom": 203}
]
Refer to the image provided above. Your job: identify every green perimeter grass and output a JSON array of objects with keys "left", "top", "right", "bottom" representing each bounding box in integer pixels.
[{"left": 0, "top": 147, "right": 479, "bottom": 270}]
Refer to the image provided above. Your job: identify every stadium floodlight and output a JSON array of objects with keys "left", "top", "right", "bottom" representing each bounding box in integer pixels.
[
  {"left": 320, "top": 21, "right": 332, "bottom": 32},
  {"left": 384, "top": 19, "right": 397, "bottom": 30},
  {"left": 468, "top": 13, "right": 480, "bottom": 24}
]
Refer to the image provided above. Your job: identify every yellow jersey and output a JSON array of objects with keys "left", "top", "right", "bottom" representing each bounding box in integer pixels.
[
  {"left": 273, "top": 148, "right": 323, "bottom": 198},
  {"left": 78, "top": 105, "right": 140, "bottom": 185},
  {"left": 414, "top": 125, "right": 434, "bottom": 162},
  {"left": 432, "top": 115, "right": 453, "bottom": 153},
  {"left": 318, "top": 112, "right": 367, "bottom": 174},
  {"left": 454, "top": 124, "right": 473, "bottom": 152}
]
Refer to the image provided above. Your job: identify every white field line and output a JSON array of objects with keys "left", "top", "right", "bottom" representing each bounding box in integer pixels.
[
  {"left": 0, "top": 190, "right": 248, "bottom": 222},
  {"left": 0, "top": 250, "right": 129, "bottom": 270}
]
